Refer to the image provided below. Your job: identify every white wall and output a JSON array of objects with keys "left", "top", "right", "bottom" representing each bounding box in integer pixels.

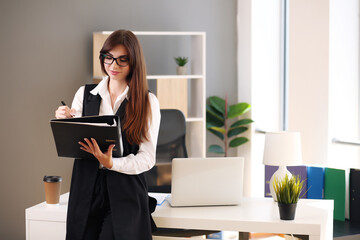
[
  {"left": 288, "top": 0, "right": 360, "bottom": 168},
  {"left": 237, "top": 0, "right": 252, "bottom": 197},
  {"left": 237, "top": 0, "right": 282, "bottom": 197},
  {"left": 0, "top": 1, "right": 238, "bottom": 239},
  {"left": 238, "top": 0, "right": 360, "bottom": 197},
  {"left": 328, "top": 0, "right": 359, "bottom": 219},
  {"left": 328, "top": 0, "right": 359, "bottom": 169},
  {"left": 288, "top": 0, "right": 331, "bottom": 166}
]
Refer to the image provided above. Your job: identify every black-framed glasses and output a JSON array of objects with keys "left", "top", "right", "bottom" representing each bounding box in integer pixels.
[{"left": 101, "top": 54, "right": 129, "bottom": 67}]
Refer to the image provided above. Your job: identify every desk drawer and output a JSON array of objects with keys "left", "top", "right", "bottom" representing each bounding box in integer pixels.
[{"left": 28, "top": 220, "right": 65, "bottom": 240}]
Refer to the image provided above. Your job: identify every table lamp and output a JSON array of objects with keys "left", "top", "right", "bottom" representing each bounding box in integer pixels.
[{"left": 263, "top": 131, "right": 302, "bottom": 201}]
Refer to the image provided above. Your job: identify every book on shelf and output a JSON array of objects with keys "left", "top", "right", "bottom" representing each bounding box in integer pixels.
[
  {"left": 307, "top": 166, "right": 325, "bottom": 199},
  {"left": 350, "top": 168, "right": 360, "bottom": 223},
  {"left": 324, "top": 167, "right": 346, "bottom": 221}
]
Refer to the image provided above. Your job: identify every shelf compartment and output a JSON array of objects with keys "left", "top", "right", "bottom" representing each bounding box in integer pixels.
[
  {"left": 93, "top": 31, "right": 206, "bottom": 158},
  {"left": 186, "top": 117, "right": 203, "bottom": 122},
  {"left": 147, "top": 75, "right": 203, "bottom": 80}
]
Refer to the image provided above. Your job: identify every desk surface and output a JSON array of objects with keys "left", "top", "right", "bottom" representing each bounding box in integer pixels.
[
  {"left": 26, "top": 193, "right": 334, "bottom": 240},
  {"left": 154, "top": 197, "right": 333, "bottom": 239}
]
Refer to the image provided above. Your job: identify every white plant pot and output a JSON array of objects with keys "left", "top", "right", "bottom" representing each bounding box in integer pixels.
[{"left": 176, "top": 66, "right": 187, "bottom": 75}]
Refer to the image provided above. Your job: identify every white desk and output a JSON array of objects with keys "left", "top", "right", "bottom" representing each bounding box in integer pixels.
[{"left": 26, "top": 193, "right": 333, "bottom": 240}]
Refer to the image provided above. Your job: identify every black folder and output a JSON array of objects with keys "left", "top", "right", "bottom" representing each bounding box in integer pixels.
[
  {"left": 350, "top": 168, "right": 360, "bottom": 223},
  {"left": 50, "top": 115, "right": 122, "bottom": 159}
]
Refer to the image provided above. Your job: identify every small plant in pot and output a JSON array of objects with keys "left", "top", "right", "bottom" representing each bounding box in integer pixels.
[
  {"left": 174, "top": 56, "right": 188, "bottom": 75},
  {"left": 273, "top": 174, "right": 305, "bottom": 220}
]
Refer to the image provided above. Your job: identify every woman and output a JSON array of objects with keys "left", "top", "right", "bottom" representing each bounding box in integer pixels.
[{"left": 55, "top": 29, "right": 160, "bottom": 240}]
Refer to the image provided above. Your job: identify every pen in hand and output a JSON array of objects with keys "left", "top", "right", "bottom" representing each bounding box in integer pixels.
[{"left": 61, "top": 101, "right": 75, "bottom": 117}]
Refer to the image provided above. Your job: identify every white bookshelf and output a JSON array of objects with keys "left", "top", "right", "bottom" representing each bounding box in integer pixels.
[
  {"left": 146, "top": 75, "right": 203, "bottom": 79},
  {"left": 93, "top": 31, "right": 206, "bottom": 157}
]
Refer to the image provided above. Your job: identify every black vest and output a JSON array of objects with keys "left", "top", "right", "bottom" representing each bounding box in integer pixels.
[{"left": 66, "top": 84, "right": 157, "bottom": 240}]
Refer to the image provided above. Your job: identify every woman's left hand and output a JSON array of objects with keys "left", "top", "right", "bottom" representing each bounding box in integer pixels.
[{"left": 79, "top": 138, "right": 115, "bottom": 169}]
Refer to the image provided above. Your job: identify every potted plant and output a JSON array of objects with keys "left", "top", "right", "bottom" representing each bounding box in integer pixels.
[
  {"left": 174, "top": 56, "right": 188, "bottom": 75},
  {"left": 206, "top": 95, "right": 253, "bottom": 157},
  {"left": 273, "top": 174, "right": 305, "bottom": 220}
]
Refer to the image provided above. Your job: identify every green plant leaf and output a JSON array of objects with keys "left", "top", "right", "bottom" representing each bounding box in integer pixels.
[
  {"left": 207, "top": 127, "right": 224, "bottom": 140},
  {"left": 227, "top": 103, "right": 251, "bottom": 119},
  {"left": 209, "top": 126, "right": 226, "bottom": 134},
  {"left": 208, "top": 145, "right": 225, "bottom": 154},
  {"left": 230, "top": 119, "right": 254, "bottom": 128},
  {"left": 209, "top": 96, "right": 226, "bottom": 116},
  {"left": 228, "top": 127, "right": 248, "bottom": 138},
  {"left": 206, "top": 112, "right": 224, "bottom": 127},
  {"left": 206, "top": 105, "right": 224, "bottom": 127},
  {"left": 272, "top": 174, "right": 305, "bottom": 204},
  {"left": 174, "top": 57, "right": 188, "bottom": 66},
  {"left": 207, "top": 104, "right": 224, "bottom": 119},
  {"left": 229, "top": 137, "right": 248, "bottom": 147}
]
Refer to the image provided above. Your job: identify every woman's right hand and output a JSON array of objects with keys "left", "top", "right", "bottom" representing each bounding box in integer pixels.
[{"left": 55, "top": 106, "right": 76, "bottom": 119}]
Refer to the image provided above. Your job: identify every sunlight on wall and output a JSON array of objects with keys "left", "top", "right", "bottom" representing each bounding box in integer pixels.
[
  {"left": 238, "top": 0, "right": 282, "bottom": 197},
  {"left": 328, "top": 0, "right": 359, "bottom": 169}
]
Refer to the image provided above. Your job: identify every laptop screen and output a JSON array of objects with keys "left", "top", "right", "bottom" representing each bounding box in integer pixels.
[{"left": 170, "top": 157, "right": 244, "bottom": 207}]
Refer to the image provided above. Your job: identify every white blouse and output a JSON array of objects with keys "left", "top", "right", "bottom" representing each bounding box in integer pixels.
[{"left": 71, "top": 78, "right": 161, "bottom": 175}]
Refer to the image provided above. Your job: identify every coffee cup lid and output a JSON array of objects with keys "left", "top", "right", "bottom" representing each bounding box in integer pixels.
[{"left": 43, "top": 176, "right": 62, "bottom": 183}]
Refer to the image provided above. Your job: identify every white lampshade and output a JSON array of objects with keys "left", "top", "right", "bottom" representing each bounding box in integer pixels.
[
  {"left": 263, "top": 131, "right": 303, "bottom": 201},
  {"left": 263, "top": 131, "right": 302, "bottom": 166}
]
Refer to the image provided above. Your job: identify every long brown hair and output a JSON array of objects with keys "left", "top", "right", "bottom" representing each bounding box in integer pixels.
[{"left": 99, "top": 29, "right": 151, "bottom": 145}]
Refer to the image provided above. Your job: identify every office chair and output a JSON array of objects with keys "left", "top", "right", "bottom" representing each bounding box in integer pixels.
[{"left": 146, "top": 109, "right": 188, "bottom": 193}]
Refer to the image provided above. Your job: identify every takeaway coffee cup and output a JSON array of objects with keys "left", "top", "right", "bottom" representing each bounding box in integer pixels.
[{"left": 43, "top": 176, "right": 62, "bottom": 206}]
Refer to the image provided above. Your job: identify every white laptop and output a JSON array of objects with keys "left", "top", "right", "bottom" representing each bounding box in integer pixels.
[{"left": 169, "top": 157, "right": 244, "bottom": 207}]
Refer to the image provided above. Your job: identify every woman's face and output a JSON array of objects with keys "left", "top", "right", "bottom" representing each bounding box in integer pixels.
[{"left": 104, "top": 44, "right": 130, "bottom": 82}]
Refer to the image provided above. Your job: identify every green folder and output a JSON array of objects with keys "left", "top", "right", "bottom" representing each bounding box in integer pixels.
[{"left": 324, "top": 168, "right": 346, "bottom": 221}]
